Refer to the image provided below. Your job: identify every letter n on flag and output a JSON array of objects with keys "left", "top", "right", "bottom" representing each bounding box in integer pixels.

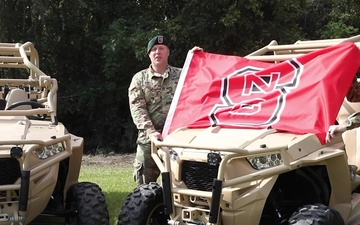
[{"left": 163, "top": 42, "right": 360, "bottom": 144}]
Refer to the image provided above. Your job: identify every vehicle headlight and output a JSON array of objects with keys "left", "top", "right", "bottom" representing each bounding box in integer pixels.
[
  {"left": 33, "top": 143, "right": 65, "bottom": 159},
  {"left": 247, "top": 153, "right": 283, "bottom": 170}
]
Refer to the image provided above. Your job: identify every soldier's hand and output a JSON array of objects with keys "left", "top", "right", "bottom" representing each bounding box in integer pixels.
[
  {"left": 190, "top": 46, "right": 203, "bottom": 53},
  {"left": 326, "top": 124, "right": 346, "bottom": 143},
  {"left": 148, "top": 131, "right": 163, "bottom": 141}
]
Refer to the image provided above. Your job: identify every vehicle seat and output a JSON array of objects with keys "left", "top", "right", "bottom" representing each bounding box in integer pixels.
[
  {"left": 342, "top": 128, "right": 360, "bottom": 171},
  {"left": 339, "top": 98, "right": 360, "bottom": 170},
  {"left": 5, "top": 89, "right": 31, "bottom": 110}
]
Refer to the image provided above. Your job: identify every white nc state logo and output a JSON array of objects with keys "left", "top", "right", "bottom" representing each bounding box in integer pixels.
[{"left": 209, "top": 59, "right": 304, "bottom": 127}]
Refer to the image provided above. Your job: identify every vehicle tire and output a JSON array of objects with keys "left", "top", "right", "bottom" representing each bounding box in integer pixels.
[
  {"left": 118, "top": 182, "right": 169, "bottom": 225},
  {"left": 288, "top": 204, "right": 344, "bottom": 225},
  {"left": 65, "top": 181, "right": 110, "bottom": 225}
]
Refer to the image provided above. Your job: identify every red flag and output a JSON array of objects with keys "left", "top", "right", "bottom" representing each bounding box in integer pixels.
[{"left": 163, "top": 42, "right": 360, "bottom": 144}]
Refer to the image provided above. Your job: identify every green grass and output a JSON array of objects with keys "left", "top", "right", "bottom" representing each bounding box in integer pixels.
[{"left": 79, "top": 165, "right": 136, "bottom": 225}]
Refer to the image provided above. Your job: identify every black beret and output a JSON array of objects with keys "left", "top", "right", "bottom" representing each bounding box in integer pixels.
[{"left": 147, "top": 35, "right": 169, "bottom": 54}]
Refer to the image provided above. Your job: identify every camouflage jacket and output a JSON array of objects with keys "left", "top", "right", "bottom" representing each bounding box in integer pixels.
[
  {"left": 344, "top": 112, "right": 360, "bottom": 130},
  {"left": 129, "top": 65, "right": 182, "bottom": 144}
]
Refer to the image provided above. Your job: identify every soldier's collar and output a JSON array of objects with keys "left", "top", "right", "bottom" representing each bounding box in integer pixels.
[{"left": 149, "top": 65, "right": 170, "bottom": 78}]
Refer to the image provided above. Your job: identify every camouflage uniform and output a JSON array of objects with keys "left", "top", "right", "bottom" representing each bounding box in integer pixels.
[
  {"left": 344, "top": 76, "right": 360, "bottom": 129},
  {"left": 129, "top": 65, "right": 182, "bottom": 185},
  {"left": 344, "top": 112, "right": 360, "bottom": 130}
]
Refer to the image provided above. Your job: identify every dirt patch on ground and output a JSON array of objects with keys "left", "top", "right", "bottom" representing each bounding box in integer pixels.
[{"left": 81, "top": 153, "right": 135, "bottom": 167}]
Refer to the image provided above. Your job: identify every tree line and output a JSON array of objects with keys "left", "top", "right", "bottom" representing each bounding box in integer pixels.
[{"left": 0, "top": 0, "right": 359, "bottom": 154}]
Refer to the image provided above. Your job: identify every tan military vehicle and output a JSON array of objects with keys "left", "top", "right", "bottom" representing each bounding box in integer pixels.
[
  {"left": 118, "top": 35, "right": 360, "bottom": 225},
  {"left": 0, "top": 42, "right": 109, "bottom": 225}
]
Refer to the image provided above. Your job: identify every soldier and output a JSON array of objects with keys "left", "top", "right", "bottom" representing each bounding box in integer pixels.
[{"left": 128, "top": 35, "right": 202, "bottom": 185}]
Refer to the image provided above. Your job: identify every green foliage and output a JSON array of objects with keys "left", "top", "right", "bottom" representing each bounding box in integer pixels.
[
  {"left": 79, "top": 163, "right": 136, "bottom": 225},
  {"left": 319, "top": 1, "right": 360, "bottom": 38},
  {"left": 1, "top": 0, "right": 360, "bottom": 153}
]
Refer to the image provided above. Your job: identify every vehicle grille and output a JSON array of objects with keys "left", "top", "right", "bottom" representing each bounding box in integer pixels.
[
  {"left": 0, "top": 158, "right": 21, "bottom": 185},
  {"left": 181, "top": 160, "right": 219, "bottom": 191}
]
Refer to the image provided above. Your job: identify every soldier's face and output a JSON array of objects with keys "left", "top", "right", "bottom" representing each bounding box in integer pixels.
[{"left": 149, "top": 45, "right": 170, "bottom": 66}]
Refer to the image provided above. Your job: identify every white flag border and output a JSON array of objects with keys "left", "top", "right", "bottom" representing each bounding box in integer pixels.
[{"left": 162, "top": 50, "right": 195, "bottom": 137}]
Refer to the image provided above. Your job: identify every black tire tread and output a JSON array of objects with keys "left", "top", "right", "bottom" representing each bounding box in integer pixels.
[
  {"left": 288, "top": 204, "right": 344, "bottom": 225},
  {"left": 66, "top": 181, "right": 110, "bottom": 225},
  {"left": 118, "top": 182, "right": 165, "bottom": 225}
]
